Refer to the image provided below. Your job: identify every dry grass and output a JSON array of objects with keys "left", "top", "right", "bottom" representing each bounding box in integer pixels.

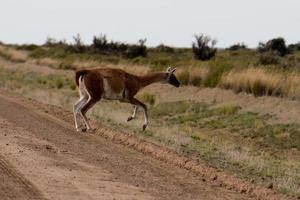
[
  {"left": 0, "top": 45, "right": 27, "bottom": 62},
  {"left": 177, "top": 67, "right": 209, "bottom": 86},
  {"left": 31, "top": 58, "right": 151, "bottom": 76},
  {"left": 220, "top": 68, "right": 300, "bottom": 98},
  {"left": 33, "top": 58, "right": 60, "bottom": 68},
  {"left": 74, "top": 61, "right": 151, "bottom": 76}
]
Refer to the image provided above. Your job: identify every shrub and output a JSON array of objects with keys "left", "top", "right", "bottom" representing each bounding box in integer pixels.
[
  {"left": 258, "top": 37, "right": 289, "bottom": 57},
  {"left": 92, "top": 35, "right": 127, "bottom": 55},
  {"left": 192, "top": 34, "right": 217, "bottom": 60},
  {"left": 92, "top": 35, "right": 109, "bottom": 53},
  {"left": 125, "top": 39, "right": 147, "bottom": 58},
  {"left": 227, "top": 43, "right": 247, "bottom": 51},
  {"left": 92, "top": 35, "right": 147, "bottom": 58}
]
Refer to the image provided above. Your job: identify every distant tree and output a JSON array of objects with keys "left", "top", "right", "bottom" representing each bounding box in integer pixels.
[{"left": 192, "top": 34, "right": 217, "bottom": 60}]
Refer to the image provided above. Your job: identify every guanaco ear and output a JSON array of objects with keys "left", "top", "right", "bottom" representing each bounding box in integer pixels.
[
  {"left": 166, "top": 67, "right": 176, "bottom": 74},
  {"left": 166, "top": 67, "right": 172, "bottom": 73}
]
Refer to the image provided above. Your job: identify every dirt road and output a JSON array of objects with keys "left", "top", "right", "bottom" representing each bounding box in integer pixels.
[{"left": 0, "top": 93, "right": 257, "bottom": 200}]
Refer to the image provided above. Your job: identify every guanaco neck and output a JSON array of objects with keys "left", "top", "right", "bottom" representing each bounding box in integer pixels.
[{"left": 138, "top": 73, "right": 167, "bottom": 88}]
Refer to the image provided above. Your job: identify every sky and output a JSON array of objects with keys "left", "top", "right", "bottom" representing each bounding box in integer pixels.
[{"left": 0, "top": 0, "right": 299, "bottom": 48}]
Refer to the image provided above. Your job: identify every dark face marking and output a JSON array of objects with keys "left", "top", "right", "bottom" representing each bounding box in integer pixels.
[{"left": 168, "top": 74, "right": 180, "bottom": 87}]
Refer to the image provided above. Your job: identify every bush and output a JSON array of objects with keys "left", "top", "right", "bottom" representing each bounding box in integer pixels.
[
  {"left": 92, "top": 35, "right": 147, "bottom": 58},
  {"left": 92, "top": 35, "right": 127, "bottom": 55},
  {"left": 125, "top": 39, "right": 147, "bottom": 58},
  {"left": 92, "top": 35, "right": 109, "bottom": 53},
  {"left": 227, "top": 43, "right": 247, "bottom": 51},
  {"left": 192, "top": 34, "right": 217, "bottom": 60},
  {"left": 258, "top": 37, "right": 289, "bottom": 57}
]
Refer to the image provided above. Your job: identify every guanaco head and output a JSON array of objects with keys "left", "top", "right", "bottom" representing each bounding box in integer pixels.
[{"left": 166, "top": 67, "right": 180, "bottom": 87}]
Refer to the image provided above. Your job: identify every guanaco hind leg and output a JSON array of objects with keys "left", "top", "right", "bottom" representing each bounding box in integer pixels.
[
  {"left": 127, "top": 105, "right": 138, "bottom": 121},
  {"left": 73, "top": 75, "right": 93, "bottom": 132}
]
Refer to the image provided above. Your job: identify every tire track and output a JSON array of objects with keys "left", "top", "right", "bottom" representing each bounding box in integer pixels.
[{"left": 0, "top": 155, "right": 45, "bottom": 200}]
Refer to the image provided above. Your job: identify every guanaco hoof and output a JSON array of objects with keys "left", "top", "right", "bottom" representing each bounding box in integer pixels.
[
  {"left": 127, "top": 116, "right": 134, "bottom": 121},
  {"left": 142, "top": 124, "right": 147, "bottom": 131}
]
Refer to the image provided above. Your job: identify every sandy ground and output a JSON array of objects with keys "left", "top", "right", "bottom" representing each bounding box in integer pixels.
[{"left": 0, "top": 92, "right": 256, "bottom": 200}]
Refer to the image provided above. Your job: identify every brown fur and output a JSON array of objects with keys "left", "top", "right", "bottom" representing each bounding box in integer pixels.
[{"left": 77, "top": 68, "right": 167, "bottom": 100}]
